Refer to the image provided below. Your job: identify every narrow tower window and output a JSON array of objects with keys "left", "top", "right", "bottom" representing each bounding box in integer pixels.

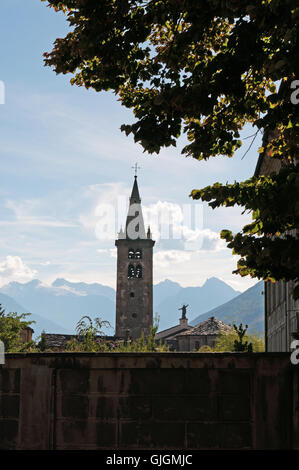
[
  {"left": 128, "top": 249, "right": 135, "bottom": 259},
  {"left": 128, "top": 264, "right": 135, "bottom": 279},
  {"left": 136, "top": 264, "right": 142, "bottom": 279},
  {"left": 135, "top": 249, "right": 142, "bottom": 259}
]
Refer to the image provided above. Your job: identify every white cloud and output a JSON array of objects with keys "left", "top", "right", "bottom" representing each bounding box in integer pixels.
[
  {"left": 79, "top": 183, "right": 129, "bottom": 238},
  {"left": 96, "top": 248, "right": 117, "bottom": 258},
  {"left": 143, "top": 201, "right": 226, "bottom": 252},
  {"left": 109, "top": 248, "right": 117, "bottom": 258},
  {"left": 81, "top": 196, "right": 227, "bottom": 254},
  {"left": 143, "top": 201, "right": 184, "bottom": 242},
  {"left": 204, "top": 204, "right": 253, "bottom": 233},
  {"left": 0, "top": 256, "right": 37, "bottom": 286},
  {"left": 5, "top": 200, "right": 77, "bottom": 228},
  {"left": 154, "top": 250, "right": 192, "bottom": 268},
  {"left": 193, "top": 228, "right": 227, "bottom": 252},
  {"left": 54, "top": 285, "right": 87, "bottom": 296},
  {"left": 153, "top": 249, "right": 257, "bottom": 292}
]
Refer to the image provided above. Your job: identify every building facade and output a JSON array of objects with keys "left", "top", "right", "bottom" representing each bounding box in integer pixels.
[
  {"left": 115, "top": 176, "right": 155, "bottom": 340},
  {"left": 156, "top": 315, "right": 231, "bottom": 352},
  {"left": 255, "top": 131, "right": 299, "bottom": 351},
  {"left": 175, "top": 316, "right": 231, "bottom": 351},
  {"left": 155, "top": 312, "right": 191, "bottom": 350}
]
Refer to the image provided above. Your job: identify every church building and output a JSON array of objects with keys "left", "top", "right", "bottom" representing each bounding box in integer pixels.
[{"left": 115, "top": 175, "right": 155, "bottom": 340}]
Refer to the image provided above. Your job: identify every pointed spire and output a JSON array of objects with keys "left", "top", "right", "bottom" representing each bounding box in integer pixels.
[
  {"left": 126, "top": 176, "right": 146, "bottom": 239},
  {"left": 130, "top": 176, "right": 141, "bottom": 205},
  {"left": 118, "top": 225, "right": 125, "bottom": 239}
]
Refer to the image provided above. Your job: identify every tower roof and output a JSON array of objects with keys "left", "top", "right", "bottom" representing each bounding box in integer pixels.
[
  {"left": 125, "top": 176, "right": 146, "bottom": 239},
  {"left": 175, "top": 317, "right": 232, "bottom": 337},
  {"left": 130, "top": 176, "right": 141, "bottom": 204}
]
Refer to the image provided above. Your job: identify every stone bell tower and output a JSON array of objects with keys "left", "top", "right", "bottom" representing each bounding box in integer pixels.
[{"left": 115, "top": 175, "right": 155, "bottom": 340}]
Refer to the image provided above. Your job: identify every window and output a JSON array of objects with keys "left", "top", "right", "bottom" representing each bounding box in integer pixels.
[
  {"left": 136, "top": 264, "right": 142, "bottom": 279},
  {"left": 130, "top": 292, "right": 135, "bottom": 297},
  {"left": 128, "top": 248, "right": 142, "bottom": 259},
  {"left": 128, "top": 264, "right": 135, "bottom": 279},
  {"left": 128, "top": 264, "right": 142, "bottom": 279}
]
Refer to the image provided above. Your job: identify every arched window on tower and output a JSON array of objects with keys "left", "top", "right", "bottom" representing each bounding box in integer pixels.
[
  {"left": 128, "top": 264, "right": 135, "bottom": 279},
  {"left": 136, "top": 264, "right": 142, "bottom": 279},
  {"left": 128, "top": 249, "right": 135, "bottom": 259},
  {"left": 135, "top": 249, "right": 142, "bottom": 259}
]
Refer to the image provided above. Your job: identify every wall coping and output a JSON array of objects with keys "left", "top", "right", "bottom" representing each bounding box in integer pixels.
[
  {"left": 1, "top": 351, "right": 294, "bottom": 370},
  {"left": 3, "top": 351, "right": 292, "bottom": 358}
]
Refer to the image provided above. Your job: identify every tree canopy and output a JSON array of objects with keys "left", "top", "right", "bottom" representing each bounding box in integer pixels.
[
  {"left": 213, "top": 324, "right": 265, "bottom": 352},
  {"left": 42, "top": 0, "right": 299, "bottom": 294},
  {"left": 0, "top": 304, "right": 35, "bottom": 352}
]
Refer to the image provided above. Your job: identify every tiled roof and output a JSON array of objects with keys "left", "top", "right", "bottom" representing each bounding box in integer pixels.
[
  {"left": 156, "top": 324, "right": 191, "bottom": 340},
  {"left": 43, "top": 334, "right": 76, "bottom": 348},
  {"left": 175, "top": 317, "right": 231, "bottom": 337},
  {"left": 43, "top": 334, "right": 116, "bottom": 349}
]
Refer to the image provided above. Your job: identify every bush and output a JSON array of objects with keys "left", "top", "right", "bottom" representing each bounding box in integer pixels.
[
  {"left": 197, "top": 345, "right": 214, "bottom": 352},
  {"left": 65, "top": 316, "right": 169, "bottom": 352},
  {"left": 0, "top": 304, "right": 36, "bottom": 352},
  {"left": 214, "top": 325, "right": 265, "bottom": 352}
]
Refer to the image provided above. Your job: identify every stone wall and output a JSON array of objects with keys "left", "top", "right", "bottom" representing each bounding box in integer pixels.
[
  {"left": 0, "top": 352, "right": 298, "bottom": 450},
  {"left": 177, "top": 334, "right": 218, "bottom": 351}
]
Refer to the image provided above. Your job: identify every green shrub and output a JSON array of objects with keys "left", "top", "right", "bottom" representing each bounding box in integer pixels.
[{"left": 0, "top": 304, "right": 36, "bottom": 352}]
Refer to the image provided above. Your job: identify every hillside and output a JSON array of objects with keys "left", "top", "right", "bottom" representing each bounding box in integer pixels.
[
  {"left": 0, "top": 277, "right": 261, "bottom": 336},
  {"left": 189, "top": 281, "right": 264, "bottom": 333},
  {"left": 0, "top": 280, "right": 115, "bottom": 335},
  {"left": 0, "top": 292, "right": 69, "bottom": 337},
  {"left": 154, "top": 277, "right": 241, "bottom": 331}
]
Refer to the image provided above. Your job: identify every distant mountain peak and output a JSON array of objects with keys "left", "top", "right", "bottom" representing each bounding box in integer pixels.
[
  {"left": 204, "top": 276, "right": 231, "bottom": 285},
  {"left": 26, "top": 279, "right": 42, "bottom": 287},
  {"left": 189, "top": 280, "right": 264, "bottom": 333},
  {"left": 52, "top": 278, "right": 75, "bottom": 289},
  {"left": 2, "top": 279, "right": 42, "bottom": 289},
  {"left": 202, "top": 277, "right": 241, "bottom": 294},
  {"left": 155, "top": 279, "right": 182, "bottom": 288}
]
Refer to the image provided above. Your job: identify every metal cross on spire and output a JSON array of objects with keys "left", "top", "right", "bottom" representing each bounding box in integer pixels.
[{"left": 132, "top": 163, "right": 141, "bottom": 177}]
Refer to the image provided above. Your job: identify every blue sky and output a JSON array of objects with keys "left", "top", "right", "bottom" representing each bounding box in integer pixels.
[{"left": 0, "top": 0, "right": 262, "bottom": 291}]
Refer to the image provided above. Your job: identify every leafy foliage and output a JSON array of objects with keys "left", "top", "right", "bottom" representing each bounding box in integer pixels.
[
  {"left": 37, "top": 330, "right": 48, "bottom": 352},
  {"left": 192, "top": 166, "right": 299, "bottom": 290},
  {"left": 213, "top": 323, "right": 265, "bottom": 352},
  {"left": 65, "top": 315, "right": 168, "bottom": 352},
  {"left": 42, "top": 0, "right": 299, "bottom": 291},
  {"left": 66, "top": 315, "right": 113, "bottom": 351},
  {"left": 197, "top": 345, "right": 214, "bottom": 352},
  {"left": 115, "top": 326, "right": 169, "bottom": 352},
  {"left": 232, "top": 323, "right": 253, "bottom": 352},
  {"left": 0, "top": 304, "right": 36, "bottom": 352}
]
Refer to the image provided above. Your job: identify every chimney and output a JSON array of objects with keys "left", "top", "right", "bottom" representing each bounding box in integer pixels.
[{"left": 180, "top": 317, "right": 188, "bottom": 327}]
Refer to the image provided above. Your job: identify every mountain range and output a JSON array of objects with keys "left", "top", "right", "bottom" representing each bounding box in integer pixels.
[
  {"left": 154, "top": 277, "right": 241, "bottom": 331},
  {"left": 190, "top": 281, "right": 264, "bottom": 333},
  {"left": 0, "top": 277, "right": 264, "bottom": 337},
  {"left": 0, "top": 279, "right": 115, "bottom": 337},
  {"left": 0, "top": 291, "right": 69, "bottom": 336}
]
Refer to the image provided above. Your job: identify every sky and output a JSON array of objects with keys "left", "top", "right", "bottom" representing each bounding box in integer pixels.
[{"left": 0, "top": 0, "right": 263, "bottom": 292}]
